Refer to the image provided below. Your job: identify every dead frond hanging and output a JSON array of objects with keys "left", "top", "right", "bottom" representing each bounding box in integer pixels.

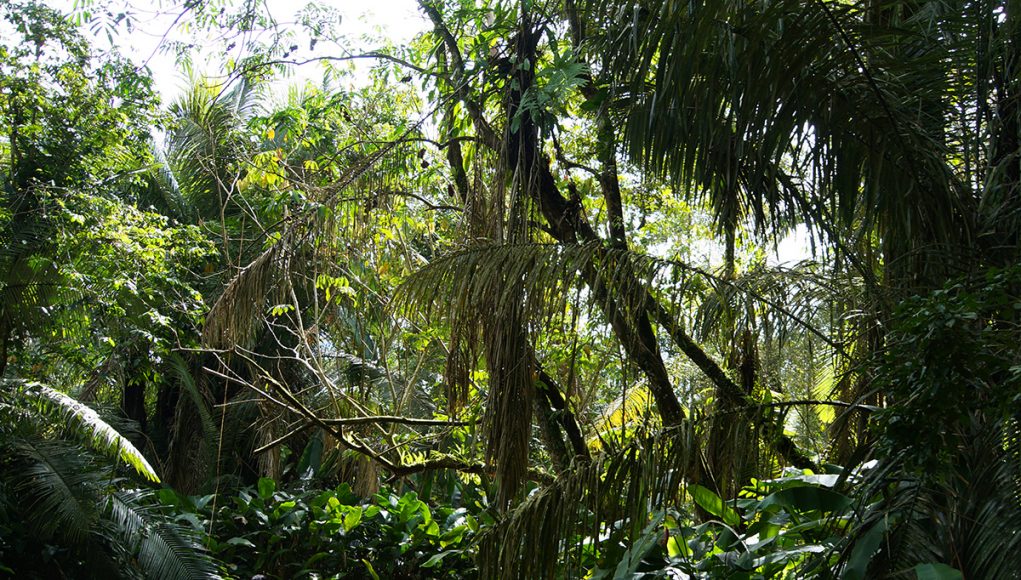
[{"left": 202, "top": 238, "right": 292, "bottom": 350}]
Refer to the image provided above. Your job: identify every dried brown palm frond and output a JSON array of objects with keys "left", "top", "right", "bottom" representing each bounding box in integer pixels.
[
  {"left": 395, "top": 243, "right": 598, "bottom": 506},
  {"left": 202, "top": 237, "right": 293, "bottom": 350},
  {"left": 481, "top": 300, "right": 535, "bottom": 508}
]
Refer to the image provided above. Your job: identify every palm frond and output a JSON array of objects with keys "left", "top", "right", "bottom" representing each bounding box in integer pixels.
[
  {"left": 478, "top": 424, "right": 698, "bottom": 578},
  {"left": 843, "top": 418, "right": 1021, "bottom": 579},
  {"left": 394, "top": 243, "right": 635, "bottom": 333},
  {"left": 587, "top": 385, "right": 654, "bottom": 451},
  {"left": 692, "top": 260, "right": 851, "bottom": 349},
  {"left": 4, "top": 438, "right": 101, "bottom": 544},
  {"left": 6, "top": 381, "right": 160, "bottom": 482},
  {"left": 596, "top": 0, "right": 975, "bottom": 282},
  {"left": 167, "top": 353, "right": 218, "bottom": 467},
  {"left": 397, "top": 242, "right": 826, "bottom": 473},
  {"left": 396, "top": 242, "right": 834, "bottom": 356},
  {"left": 202, "top": 238, "right": 290, "bottom": 350},
  {"left": 104, "top": 489, "right": 220, "bottom": 580},
  {"left": 166, "top": 77, "right": 261, "bottom": 217}
]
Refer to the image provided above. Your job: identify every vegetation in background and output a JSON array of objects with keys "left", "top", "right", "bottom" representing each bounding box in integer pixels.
[{"left": 1, "top": 0, "right": 1019, "bottom": 577}]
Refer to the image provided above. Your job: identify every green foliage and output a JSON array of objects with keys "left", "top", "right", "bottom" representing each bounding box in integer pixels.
[
  {"left": 840, "top": 266, "right": 1021, "bottom": 578},
  {"left": 587, "top": 471, "right": 854, "bottom": 579},
  {"left": 1, "top": 0, "right": 210, "bottom": 387},
  {"left": 875, "top": 266, "right": 1021, "bottom": 472},
  {"left": 162, "top": 480, "right": 480, "bottom": 579},
  {"left": 0, "top": 380, "right": 217, "bottom": 579},
  {"left": 7, "top": 381, "right": 158, "bottom": 481},
  {"left": 1, "top": 0, "right": 1019, "bottom": 577}
]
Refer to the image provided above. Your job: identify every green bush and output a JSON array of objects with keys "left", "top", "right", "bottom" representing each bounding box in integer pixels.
[{"left": 162, "top": 479, "right": 480, "bottom": 579}]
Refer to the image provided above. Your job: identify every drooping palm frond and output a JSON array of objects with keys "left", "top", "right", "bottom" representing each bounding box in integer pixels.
[
  {"left": 692, "top": 260, "right": 853, "bottom": 350},
  {"left": 202, "top": 238, "right": 291, "bottom": 350},
  {"left": 4, "top": 381, "right": 160, "bottom": 482},
  {"left": 3, "top": 438, "right": 102, "bottom": 544},
  {"left": 395, "top": 243, "right": 632, "bottom": 332},
  {"left": 395, "top": 243, "right": 604, "bottom": 505},
  {"left": 396, "top": 242, "right": 827, "bottom": 473},
  {"left": 595, "top": 0, "right": 978, "bottom": 283},
  {"left": 166, "top": 353, "right": 217, "bottom": 467},
  {"left": 103, "top": 489, "right": 220, "bottom": 580},
  {"left": 396, "top": 242, "right": 836, "bottom": 362},
  {"left": 478, "top": 424, "right": 698, "bottom": 579}
]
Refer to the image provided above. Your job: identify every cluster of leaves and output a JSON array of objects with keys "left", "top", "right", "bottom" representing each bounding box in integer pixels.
[
  {"left": 161, "top": 479, "right": 482, "bottom": 579},
  {"left": 574, "top": 471, "right": 851, "bottom": 579},
  {"left": 875, "top": 265, "right": 1021, "bottom": 472},
  {"left": 594, "top": 469, "right": 966, "bottom": 580}
]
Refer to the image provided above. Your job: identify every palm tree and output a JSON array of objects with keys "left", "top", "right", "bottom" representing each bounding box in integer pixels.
[
  {"left": 0, "top": 380, "right": 217, "bottom": 579},
  {"left": 462, "top": 0, "right": 1021, "bottom": 574}
]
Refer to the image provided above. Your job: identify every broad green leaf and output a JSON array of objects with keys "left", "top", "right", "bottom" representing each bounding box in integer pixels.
[
  {"left": 842, "top": 519, "right": 888, "bottom": 580},
  {"left": 612, "top": 511, "right": 665, "bottom": 579},
  {"left": 423, "top": 550, "right": 461, "bottom": 568},
  {"left": 226, "top": 537, "right": 256, "bottom": 548},
  {"left": 343, "top": 506, "right": 363, "bottom": 532},
  {"left": 758, "top": 486, "right": 852, "bottom": 514},
  {"left": 689, "top": 484, "right": 741, "bottom": 527},
  {"left": 257, "top": 477, "right": 276, "bottom": 500},
  {"left": 915, "top": 563, "right": 964, "bottom": 580}
]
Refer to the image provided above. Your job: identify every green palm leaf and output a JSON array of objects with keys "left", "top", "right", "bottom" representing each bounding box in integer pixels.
[
  {"left": 7, "top": 381, "right": 160, "bottom": 482},
  {"left": 104, "top": 490, "right": 220, "bottom": 580},
  {"left": 4, "top": 438, "right": 101, "bottom": 544}
]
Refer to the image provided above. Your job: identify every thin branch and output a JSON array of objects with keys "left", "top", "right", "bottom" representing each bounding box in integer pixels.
[
  {"left": 235, "top": 52, "right": 438, "bottom": 77},
  {"left": 322, "top": 415, "right": 473, "bottom": 427},
  {"left": 386, "top": 456, "right": 486, "bottom": 479}
]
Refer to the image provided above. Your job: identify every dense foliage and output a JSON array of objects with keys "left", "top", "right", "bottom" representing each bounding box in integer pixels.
[
  {"left": 163, "top": 480, "right": 481, "bottom": 579},
  {"left": 1, "top": 0, "right": 1019, "bottom": 577}
]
